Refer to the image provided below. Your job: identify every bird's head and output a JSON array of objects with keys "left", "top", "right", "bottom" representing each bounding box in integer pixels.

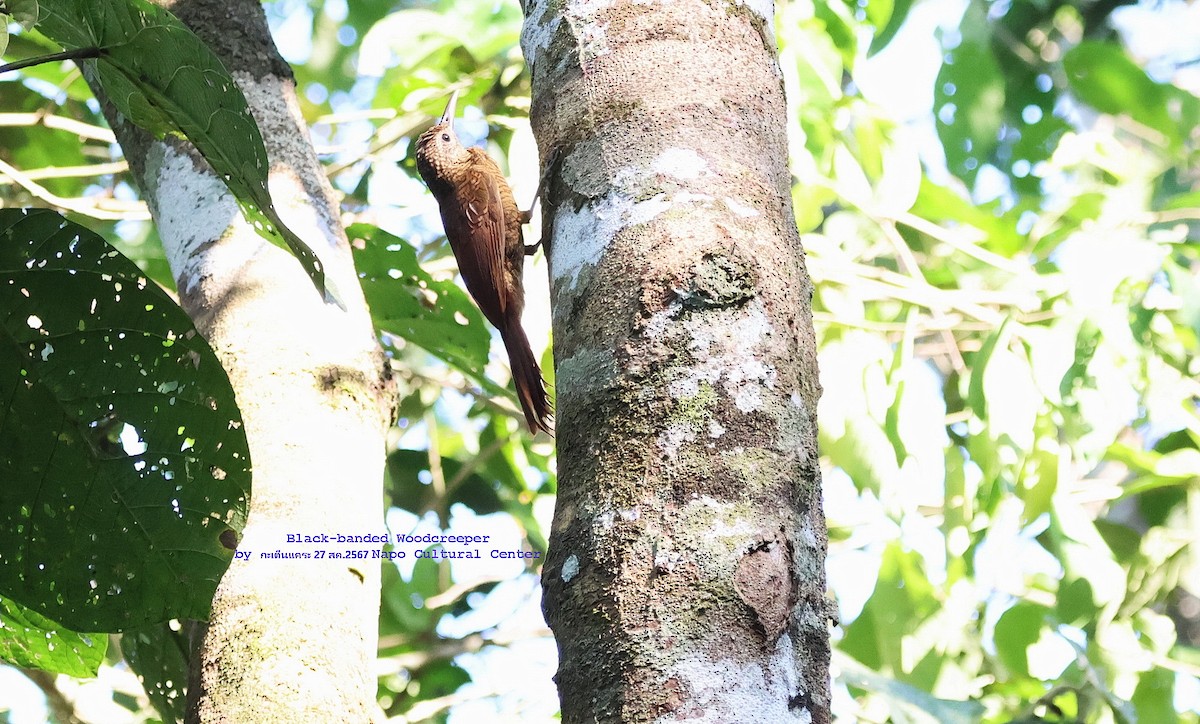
[{"left": 415, "top": 90, "right": 471, "bottom": 184}]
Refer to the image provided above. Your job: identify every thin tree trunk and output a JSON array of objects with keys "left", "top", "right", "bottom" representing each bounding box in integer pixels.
[
  {"left": 523, "top": 1, "right": 831, "bottom": 721},
  {"left": 90, "top": 1, "right": 392, "bottom": 720}
]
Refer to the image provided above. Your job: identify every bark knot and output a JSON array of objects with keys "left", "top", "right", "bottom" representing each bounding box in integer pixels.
[{"left": 733, "top": 533, "right": 791, "bottom": 643}]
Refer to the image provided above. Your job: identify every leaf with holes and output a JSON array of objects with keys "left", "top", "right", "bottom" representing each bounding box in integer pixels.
[
  {"left": 0, "top": 208, "right": 250, "bottom": 632},
  {"left": 350, "top": 224, "right": 509, "bottom": 400},
  {"left": 32, "top": 0, "right": 328, "bottom": 300},
  {"left": 0, "top": 594, "right": 106, "bottom": 676},
  {"left": 120, "top": 621, "right": 188, "bottom": 721}
]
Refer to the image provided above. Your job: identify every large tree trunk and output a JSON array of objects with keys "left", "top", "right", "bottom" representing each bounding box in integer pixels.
[
  {"left": 523, "top": 1, "right": 831, "bottom": 721},
  {"left": 91, "top": 1, "right": 392, "bottom": 720}
]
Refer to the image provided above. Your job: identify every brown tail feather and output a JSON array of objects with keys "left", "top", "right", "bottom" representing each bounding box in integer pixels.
[{"left": 500, "top": 319, "right": 553, "bottom": 435}]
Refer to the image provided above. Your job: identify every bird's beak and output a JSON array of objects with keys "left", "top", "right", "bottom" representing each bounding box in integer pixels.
[{"left": 439, "top": 90, "right": 459, "bottom": 125}]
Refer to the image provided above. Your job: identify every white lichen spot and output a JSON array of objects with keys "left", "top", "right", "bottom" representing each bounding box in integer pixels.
[
  {"left": 151, "top": 145, "right": 241, "bottom": 294},
  {"left": 553, "top": 0, "right": 617, "bottom": 61},
  {"left": 654, "top": 547, "right": 681, "bottom": 573},
  {"left": 650, "top": 300, "right": 778, "bottom": 413},
  {"left": 631, "top": 193, "right": 671, "bottom": 224},
  {"left": 724, "top": 197, "right": 760, "bottom": 217},
  {"left": 708, "top": 420, "right": 725, "bottom": 438},
  {"left": 652, "top": 148, "right": 710, "bottom": 180},
  {"left": 667, "top": 376, "right": 700, "bottom": 399},
  {"left": 561, "top": 554, "right": 580, "bottom": 583},
  {"left": 798, "top": 518, "right": 819, "bottom": 548},
  {"left": 653, "top": 632, "right": 799, "bottom": 723},
  {"left": 687, "top": 496, "right": 761, "bottom": 538},
  {"left": 659, "top": 422, "right": 696, "bottom": 459},
  {"left": 552, "top": 192, "right": 670, "bottom": 289},
  {"left": 574, "top": 20, "right": 610, "bottom": 60},
  {"left": 675, "top": 191, "right": 715, "bottom": 205},
  {"left": 519, "top": 0, "right": 563, "bottom": 59},
  {"left": 619, "top": 508, "right": 640, "bottom": 522},
  {"left": 594, "top": 510, "right": 616, "bottom": 531},
  {"left": 735, "top": 384, "right": 763, "bottom": 413}
]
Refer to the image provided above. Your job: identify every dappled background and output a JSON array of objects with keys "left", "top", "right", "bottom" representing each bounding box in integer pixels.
[{"left": 1, "top": 0, "right": 1198, "bottom": 721}]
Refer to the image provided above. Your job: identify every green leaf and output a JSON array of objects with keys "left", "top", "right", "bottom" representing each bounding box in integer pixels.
[
  {"left": 882, "top": 313, "right": 914, "bottom": 466},
  {"left": 0, "top": 0, "right": 43, "bottom": 88},
  {"left": 967, "top": 317, "right": 1009, "bottom": 421},
  {"left": 836, "top": 653, "right": 985, "bottom": 724},
  {"left": 0, "top": 208, "right": 250, "bottom": 632},
  {"left": 480, "top": 421, "right": 549, "bottom": 551},
  {"left": 350, "top": 224, "right": 502, "bottom": 392},
  {"left": 0, "top": 594, "right": 106, "bottom": 676},
  {"left": 1132, "top": 667, "right": 1179, "bottom": 724},
  {"left": 813, "top": 0, "right": 857, "bottom": 67},
  {"left": 1055, "top": 577, "right": 1097, "bottom": 626},
  {"left": 120, "top": 622, "right": 188, "bottom": 723},
  {"left": 2, "top": 0, "right": 40, "bottom": 23},
  {"left": 380, "top": 559, "right": 436, "bottom": 636},
  {"left": 1063, "top": 42, "right": 1186, "bottom": 148},
  {"left": 0, "top": 0, "right": 41, "bottom": 31},
  {"left": 409, "top": 552, "right": 447, "bottom": 603},
  {"left": 839, "top": 543, "right": 936, "bottom": 673},
  {"left": 386, "top": 448, "right": 503, "bottom": 517},
  {"left": 32, "top": 0, "right": 329, "bottom": 299},
  {"left": 1021, "top": 444, "right": 1057, "bottom": 525},
  {"left": 868, "top": 0, "right": 913, "bottom": 56},
  {"left": 394, "top": 659, "right": 471, "bottom": 715},
  {"left": 935, "top": 1, "right": 1004, "bottom": 186},
  {"left": 993, "top": 602, "right": 1050, "bottom": 678},
  {"left": 911, "top": 177, "right": 1024, "bottom": 256}
]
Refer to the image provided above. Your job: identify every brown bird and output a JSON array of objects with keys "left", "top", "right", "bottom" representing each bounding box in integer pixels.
[{"left": 414, "top": 91, "right": 553, "bottom": 434}]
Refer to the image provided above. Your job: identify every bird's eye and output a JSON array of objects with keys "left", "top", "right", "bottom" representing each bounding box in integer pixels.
[{"left": 441, "top": 133, "right": 450, "bottom": 142}]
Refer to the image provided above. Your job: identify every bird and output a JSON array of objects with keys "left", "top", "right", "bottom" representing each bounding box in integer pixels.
[{"left": 414, "top": 90, "right": 553, "bottom": 435}]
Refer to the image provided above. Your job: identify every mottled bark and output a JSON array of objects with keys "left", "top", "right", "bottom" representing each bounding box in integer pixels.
[
  {"left": 90, "top": 0, "right": 392, "bottom": 720},
  {"left": 522, "top": 0, "right": 831, "bottom": 722}
]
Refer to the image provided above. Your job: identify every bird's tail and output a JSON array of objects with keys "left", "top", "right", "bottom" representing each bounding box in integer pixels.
[{"left": 500, "top": 319, "right": 553, "bottom": 435}]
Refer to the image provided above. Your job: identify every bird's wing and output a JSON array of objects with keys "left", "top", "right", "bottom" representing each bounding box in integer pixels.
[{"left": 442, "top": 151, "right": 509, "bottom": 324}]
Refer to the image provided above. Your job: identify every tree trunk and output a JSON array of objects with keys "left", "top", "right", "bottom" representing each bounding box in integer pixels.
[
  {"left": 523, "top": 1, "right": 831, "bottom": 722},
  {"left": 90, "top": 1, "right": 392, "bottom": 720}
]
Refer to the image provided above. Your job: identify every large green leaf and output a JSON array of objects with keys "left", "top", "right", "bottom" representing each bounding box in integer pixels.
[
  {"left": 32, "top": 0, "right": 329, "bottom": 300},
  {"left": 1132, "top": 666, "right": 1179, "bottom": 724},
  {"left": 0, "top": 208, "right": 250, "bottom": 632},
  {"left": 0, "top": 594, "right": 106, "bottom": 676}
]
